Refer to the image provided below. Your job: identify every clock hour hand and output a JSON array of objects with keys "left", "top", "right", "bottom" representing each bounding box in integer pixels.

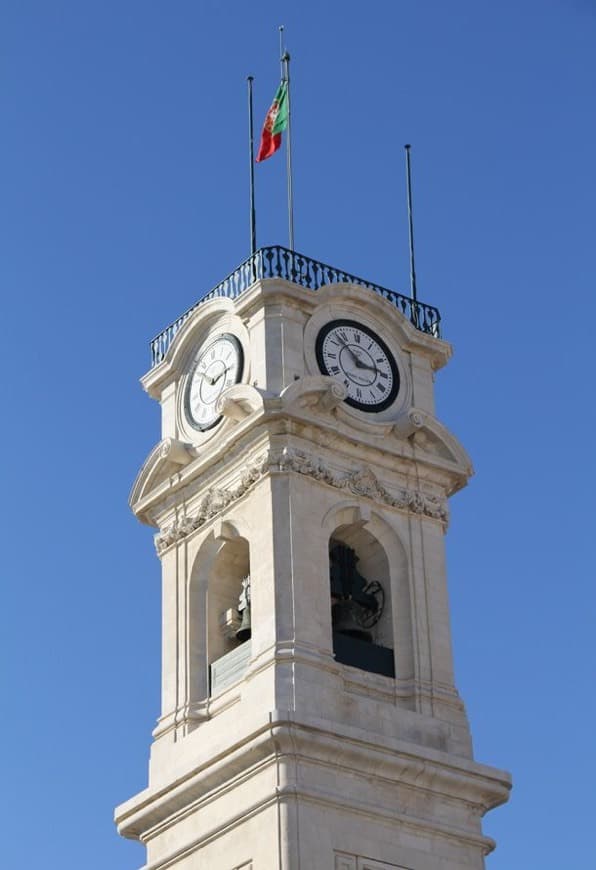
[
  {"left": 198, "top": 367, "right": 231, "bottom": 387},
  {"left": 200, "top": 372, "right": 218, "bottom": 386},
  {"left": 354, "top": 360, "right": 378, "bottom": 373},
  {"left": 335, "top": 338, "right": 379, "bottom": 375},
  {"left": 348, "top": 347, "right": 378, "bottom": 374}
]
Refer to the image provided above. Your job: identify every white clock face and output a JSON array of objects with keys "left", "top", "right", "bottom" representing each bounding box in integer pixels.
[
  {"left": 185, "top": 333, "right": 243, "bottom": 430},
  {"left": 316, "top": 320, "right": 400, "bottom": 412}
]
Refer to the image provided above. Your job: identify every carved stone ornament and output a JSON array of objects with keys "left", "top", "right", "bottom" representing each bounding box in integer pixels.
[
  {"left": 393, "top": 408, "right": 425, "bottom": 438},
  {"left": 154, "top": 452, "right": 270, "bottom": 554},
  {"left": 278, "top": 448, "right": 448, "bottom": 523},
  {"left": 154, "top": 448, "right": 448, "bottom": 554},
  {"left": 159, "top": 437, "right": 193, "bottom": 465}
]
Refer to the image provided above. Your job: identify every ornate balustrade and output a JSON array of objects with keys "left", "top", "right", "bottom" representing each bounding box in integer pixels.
[{"left": 150, "top": 246, "right": 442, "bottom": 366}]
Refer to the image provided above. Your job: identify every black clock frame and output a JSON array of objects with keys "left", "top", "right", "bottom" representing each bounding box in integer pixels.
[{"left": 315, "top": 319, "right": 400, "bottom": 413}]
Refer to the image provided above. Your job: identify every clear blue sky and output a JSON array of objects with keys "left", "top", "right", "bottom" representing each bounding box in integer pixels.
[{"left": 2, "top": 1, "right": 595, "bottom": 867}]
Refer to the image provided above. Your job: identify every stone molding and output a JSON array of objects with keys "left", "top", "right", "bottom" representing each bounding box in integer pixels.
[
  {"left": 115, "top": 711, "right": 510, "bottom": 849},
  {"left": 335, "top": 855, "right": 410, "bottom": 870},
  {"left": 154, "top": 447, "right": 448, "bottom": 554}
]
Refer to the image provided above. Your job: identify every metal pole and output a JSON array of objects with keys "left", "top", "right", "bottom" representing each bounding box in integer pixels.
[
  {"left": 279, "top": 25, "right": 285, "bottom": 77},
  {"left": 404, "top": 144, "right": 418, "bottom": 306},
  {"left": 247, "top": 75, "right": 257, "bottom": 257},
  {"left": 283, "top": 51, "right": 295, "bottom": 251}
]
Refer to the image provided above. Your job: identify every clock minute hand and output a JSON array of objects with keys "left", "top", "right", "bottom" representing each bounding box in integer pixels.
[
  {"left": 212, "top": 365, "right": 233, "bottom": 385},
  {"left": 337, "top": 340, "right": 360, "bottom": 365},
  {"left": 195, "top": 370, "right": 216, "bottom": 386}
]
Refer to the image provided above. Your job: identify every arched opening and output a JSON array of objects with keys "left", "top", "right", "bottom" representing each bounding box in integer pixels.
[
  {"left": 329, "top": 523, "right": 395, "bottom": 678},
  {"left": 207, "top": 535, "right": 252, "bottom": 696}
]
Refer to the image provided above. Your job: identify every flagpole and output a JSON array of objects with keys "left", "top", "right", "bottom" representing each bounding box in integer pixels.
[
  {"left": 282, "top": 51, "right": 295, "bottom": 252},
  {"left": 279, "top": 25, "right": 285, "bottom": 77},
  {"left": 404, "top": 144, "right": 419, "bottom": 325},
  {"left": 247, "top": 75, "right": 257, "bottom": 258}
]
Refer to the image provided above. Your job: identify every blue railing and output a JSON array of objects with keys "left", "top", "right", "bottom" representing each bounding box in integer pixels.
[{"left": 150, "top": 246, "right": 442, "bottom": 366}]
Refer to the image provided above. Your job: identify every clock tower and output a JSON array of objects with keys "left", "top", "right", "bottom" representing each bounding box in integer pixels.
[{"left": 115, "top": 247, "right": 510, "bottom": 870}]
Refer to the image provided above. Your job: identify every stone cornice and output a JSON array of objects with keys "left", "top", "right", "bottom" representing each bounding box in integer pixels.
[
  {"left": 131, "top": 400, "right": 470, "bottom": 527},
  {"left": 155, "top": 447, "right": 449, "bottom": 555},
  {"left": 115, "top": 711, "right": 511, "bottom": 849}
]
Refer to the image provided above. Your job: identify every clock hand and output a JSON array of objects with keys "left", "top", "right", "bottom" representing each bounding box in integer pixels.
[
  {"left": 345, "top": 346, "right": 378, "bottom": 373},
  {"left": 334, "top": 338, "right": 379, "bottom": 376},
  {"left": 199, "top": 366, "right": 232, "bottom": 387},
  {"left": 212, "top": 365, "right": 233, "bottom": 385},
  {"left": 354, "top": 359, "right": 378, "bottom": 373},
  {"left": 336, "top": 340, "right": 361, "bottom": 366}
]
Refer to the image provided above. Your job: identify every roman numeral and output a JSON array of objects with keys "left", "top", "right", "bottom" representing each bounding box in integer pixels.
[{"left": 330, "top": 366, "right": 340, "bottom": 375}]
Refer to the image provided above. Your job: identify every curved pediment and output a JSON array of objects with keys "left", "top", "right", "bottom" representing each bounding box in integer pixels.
[
  {"left": 129, "top": 438, "right": 196, "bottom": 524},
  {"left": 305, "top": 283, "right": 452, "bottom": 371},
  {"left": 407, "top": 413, "right": 474, "bottom": 489},
  {"left": 141, "top": 297, "right": 241, "bottom": 399}
]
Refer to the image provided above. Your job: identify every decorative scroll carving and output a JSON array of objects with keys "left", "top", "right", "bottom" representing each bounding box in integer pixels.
[
  {"left": 320, "top": 381, "right": 347, "bottom": 411},
  {"left": 155, "top": 448, "right": 448, "bottom": 555},
  {"left": 392, "top": 408, "right": 425, "bottom": 438},
  {"left": 155, "top": 451, "right": 270, "bottom": 554},
  {"left": 159, "top": 437, "right": 193, "bottom": 465},
  {"left": 216, "top": 384, "right": 264, "bottom": 422},
  {"left": 276, "top": 448, "right": 448, "bottom": 523}
]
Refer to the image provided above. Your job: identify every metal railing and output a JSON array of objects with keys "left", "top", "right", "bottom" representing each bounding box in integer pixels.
[{"left": 150, "top": 246, "right": 442, "bottom": 366}]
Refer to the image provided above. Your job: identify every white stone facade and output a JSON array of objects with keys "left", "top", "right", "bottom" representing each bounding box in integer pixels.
[{"left": 115, "top": 278, "right": 511, "bottom": 869}]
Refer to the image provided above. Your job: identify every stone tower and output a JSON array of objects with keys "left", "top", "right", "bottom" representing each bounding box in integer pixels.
[{"left": 115, "top": 247, "right": 510, "bottom": 870}]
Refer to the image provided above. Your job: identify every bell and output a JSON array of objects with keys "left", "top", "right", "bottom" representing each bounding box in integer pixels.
[
  {"left": 332, "top": 600, "right": 372, "bottom": 643},
  {"left": 235, "top": 604, "right": 252, "bottom": 642}
]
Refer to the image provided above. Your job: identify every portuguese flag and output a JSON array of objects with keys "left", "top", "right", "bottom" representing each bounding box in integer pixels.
[{"left": 256, "top": 81, "right": 288, "bottom": 162}]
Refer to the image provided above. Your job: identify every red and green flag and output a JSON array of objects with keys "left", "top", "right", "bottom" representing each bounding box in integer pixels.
[{"left": 256, "top": 80, "right": 288, "bottom": 162}]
